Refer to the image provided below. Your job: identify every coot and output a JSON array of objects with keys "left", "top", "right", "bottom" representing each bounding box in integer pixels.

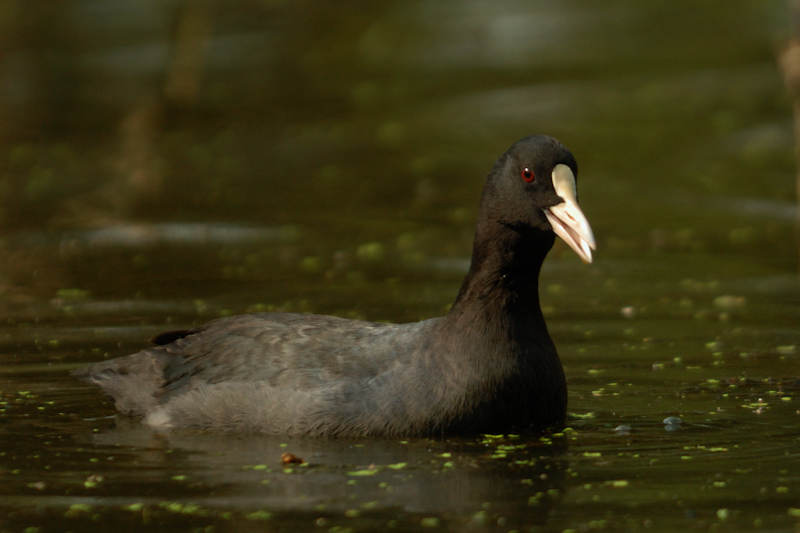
[{"left": 74, "top": 135, "right": 595, "bottom": 436}]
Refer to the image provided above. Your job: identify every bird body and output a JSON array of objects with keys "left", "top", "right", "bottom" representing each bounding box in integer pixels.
[{"left": 74, "top": 135, "right": 595, "bottom": 436}]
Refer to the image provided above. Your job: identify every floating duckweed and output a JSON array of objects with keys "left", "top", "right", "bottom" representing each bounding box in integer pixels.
[
  {"left": 64, "top": 503, "right": 92, "bottom": 517},
  {"left": 300, "top": 256, "right": 322, "bottom": 274},
  {"left": 713, "top": 295, "right": 746, "bottom": 310},
  {"left": 386, "top": 462, "right": 407, "bottom": 470},
  {"left": 344, "top": 509, "right": 361, "bottom": 518},
  {"left": 56, "top": 288, "right": 91, "bottom": 302},
  {"left": 122, "top": 503, "right": 144, "bottom": 512},
  {"left": 348, "top": 469, "right": 378, "bottom": 476},
  {"left": 471, "top": 510, "right": 489, "bottom": 524},
  {"left": 420, "top": 517, "right": 440, "bottom": 527},
  {"left": 356, "top": 242, "right": 386, "bottom": 262},
  {"left": 245, "top": 510, "right": 273, "bottom": 520}
]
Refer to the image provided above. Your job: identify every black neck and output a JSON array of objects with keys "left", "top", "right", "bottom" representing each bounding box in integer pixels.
[{"left": 448, "top": 220, "right": 554, "bottom": 325}]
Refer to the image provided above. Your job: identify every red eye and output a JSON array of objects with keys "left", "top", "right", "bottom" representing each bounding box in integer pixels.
[{"left": 521, "top": 168, "right": 535, "bottom": 182}]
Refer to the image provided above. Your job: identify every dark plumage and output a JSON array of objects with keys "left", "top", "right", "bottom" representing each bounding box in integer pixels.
[{"left": 74, "top": 135, "right": 596, "bottom": 436}]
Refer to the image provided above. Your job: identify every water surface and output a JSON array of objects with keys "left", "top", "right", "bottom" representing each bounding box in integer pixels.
[{"left": 1, "top": 1, "right": 798, "bottom": 531}]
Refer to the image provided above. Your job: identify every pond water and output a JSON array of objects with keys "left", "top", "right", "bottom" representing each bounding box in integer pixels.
[{"left": 1, "top": 1, "right": 799, "bottom": 531}]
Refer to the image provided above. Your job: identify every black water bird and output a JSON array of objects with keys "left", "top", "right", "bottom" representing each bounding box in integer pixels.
[{"left": 74, "top": 135, "right": 596, "bottom": 436}]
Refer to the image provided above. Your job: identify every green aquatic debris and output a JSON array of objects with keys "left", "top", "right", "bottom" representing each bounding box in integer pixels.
[
  {"left": 344, "top": 509, "right": 361, "bottom": 518},
  {"left": 171, "top": 474, "right": 188, "bottom": 481},
  {"left": 776, "top": 345, "right": 796, "bottom": 356},
  {"left": 470, "top": 510, "right": 489, "bottom": 524},
  {"left": 300, "top": 256, "right": 322, "bottom": 273},
  {"left": 55, "top": 288, "right": 91, "bottom": 302},
  {"left": 420, "top": 517, "right": 440, "bottom": 527},
  {"left": 713, "top": 295, "right": 746, "bottom": 311},
  {"left": 245, "top": 510, "right": 273, "bottom": 520},
  {"left": 243, "top": 464, "right": 270, "bottom": 471},
  {"left": 356, "top": 242, "right": 386, "bottom": 262},
  {"left": 348, "top": 468, "right": 379, "bottom": 476},
  {"left": 386, "top": 462, "right": 407, "bottom": 470},
  {"left": 64, "top": 503, "right": 92, "bottom": 517},
  {"left": 122, "top": 503, "right": 144, "bottom": 512},
  {"left": 158, "top": 501, "right": 210, "bottom": 517},
  {"left": 83, "top": 474, "right": 104, "bottom": 488}
]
